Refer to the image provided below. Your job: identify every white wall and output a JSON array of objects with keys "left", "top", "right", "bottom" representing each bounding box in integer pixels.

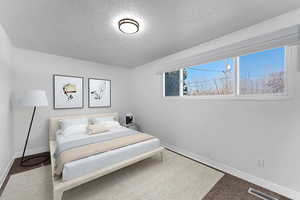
[
  {"left": 130, "top": 51, "right": 300, "bottom": 199},
  {"left": 0, "top": 25, "right": 14, "bottom": 186},
  {"left": 12, "top": 48, "right": 131, "bottom": 156},
  {"left": 130, "top": 10, "right": 300, "bottom": 199}
]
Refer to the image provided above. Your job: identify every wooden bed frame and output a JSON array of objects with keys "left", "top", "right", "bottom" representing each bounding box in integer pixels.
[{"left": 49, "top": 113, "right": 164, "bottom": 200}]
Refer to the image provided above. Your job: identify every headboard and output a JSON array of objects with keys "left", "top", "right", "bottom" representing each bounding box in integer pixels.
[{"left": 49, "top": 112, "right": 119, "bottom": 141}]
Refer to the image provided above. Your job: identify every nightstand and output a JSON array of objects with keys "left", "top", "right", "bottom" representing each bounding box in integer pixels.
[{"left": 124, "top": 123, "right": 138, "bottom": 131}]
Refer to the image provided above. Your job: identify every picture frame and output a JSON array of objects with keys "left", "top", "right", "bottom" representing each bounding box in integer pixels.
[
  {"left": 88, "top": 78, "right": 111, "bottom": 108},
  {"left": 53, "top": 74, "right": 84, "bottom": 109}
]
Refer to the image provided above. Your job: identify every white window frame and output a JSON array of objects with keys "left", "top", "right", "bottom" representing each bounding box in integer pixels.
[{"left": 162, "top": 45, "right": 297, "bottom": 101}]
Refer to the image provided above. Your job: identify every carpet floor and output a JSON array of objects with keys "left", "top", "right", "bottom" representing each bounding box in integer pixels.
[{"left": 0, "top": 150, "right": 224, "bottom": 200}]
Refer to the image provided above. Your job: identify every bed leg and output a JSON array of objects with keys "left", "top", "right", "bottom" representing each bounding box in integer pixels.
[
  {"left": 160, "top": 151, "right": 164, "bottom": 162},
  {"left": 53, "top": 189, "right": 64, "bottom": 200}
]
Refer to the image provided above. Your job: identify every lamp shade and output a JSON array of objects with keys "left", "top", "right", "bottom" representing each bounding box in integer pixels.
[{"left": 20, "top": 90, "right": 48, "bottom": 107}]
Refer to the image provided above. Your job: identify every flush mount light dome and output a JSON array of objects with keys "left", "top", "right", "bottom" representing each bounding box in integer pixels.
[{"left": 118, "top": 18, "right": 139, "bottom": 34}]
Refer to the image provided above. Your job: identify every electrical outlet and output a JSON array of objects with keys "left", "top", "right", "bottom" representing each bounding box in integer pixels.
[{"left": 257, "top": 160, "right": 265, "bottom": 168}]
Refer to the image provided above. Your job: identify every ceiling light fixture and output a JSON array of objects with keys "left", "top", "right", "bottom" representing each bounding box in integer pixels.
[{"left": 118, "top": 18, "right": 139, "bottom": 34}]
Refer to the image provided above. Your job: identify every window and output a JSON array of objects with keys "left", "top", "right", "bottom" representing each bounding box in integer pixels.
[
  {"left": 239, "top": 48, "right": 285, "bottom": 95},
  {"left": 163, "top": 47, "right": 287, "bottom": 98},
  {"left": 164, "top": 70, "right": 180, "bottom": 96},
  {"left": 184, "top": 58, "right": 235, "bottom": 96}
]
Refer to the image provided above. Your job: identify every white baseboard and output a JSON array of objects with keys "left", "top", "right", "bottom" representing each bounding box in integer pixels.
[
  {"left": 0, "top": 158, "right": 14, "bottom": 190},
  {"left": 161, "top": 142, "right": 300, "bottom": 200},
  {"left": 14, "top": 146, "right": 49, "bottom": 158}
]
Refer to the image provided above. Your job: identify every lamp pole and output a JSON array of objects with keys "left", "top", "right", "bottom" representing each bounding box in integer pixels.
[
  {"left": 20, "top": 106, "right": 36, "bottom": 166},
  {"left": 20, "top": 106, "right": 49, "bottom": 167}
]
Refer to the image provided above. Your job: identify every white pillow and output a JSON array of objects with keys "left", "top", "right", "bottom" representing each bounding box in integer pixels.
[
  {"left": 59, "top": 118, "right": 88, "bottom": 131},
  {"left": 97, "top": 121, "right": 121, "bottom": 129},
  {"left": 62, "top": 124, "right": 87, "bottom": 136},
  {"left": 91, "top": 116, "right": 115, "bottom": 124}
]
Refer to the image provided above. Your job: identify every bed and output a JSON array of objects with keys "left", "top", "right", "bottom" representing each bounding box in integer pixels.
[{"left": 49, "top": 113, "right": 164, "bottom": 200}]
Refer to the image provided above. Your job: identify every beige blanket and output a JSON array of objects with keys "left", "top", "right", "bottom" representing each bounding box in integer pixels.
[
  {"left": 55, "top": 133, "right": 154, "bottom": 176},
  {"left": 87, "top": 124, "right": 109, "bottom": 135}
]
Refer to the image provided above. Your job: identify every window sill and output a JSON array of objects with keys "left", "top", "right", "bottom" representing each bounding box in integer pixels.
[{"left": 162, "top": 94, "right": 292, "bottom": 101}]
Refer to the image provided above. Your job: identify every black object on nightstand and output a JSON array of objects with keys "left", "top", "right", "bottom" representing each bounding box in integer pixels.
[{"left": 125, "top": 113, "right": 134, "bottom": 125}]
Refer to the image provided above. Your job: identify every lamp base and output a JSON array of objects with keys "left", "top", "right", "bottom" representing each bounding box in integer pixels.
[{"left": 20, "top": 154, "right": 50, "bottom": 167}]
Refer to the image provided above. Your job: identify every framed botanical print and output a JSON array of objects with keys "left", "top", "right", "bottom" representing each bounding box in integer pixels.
[
  {"left": 53, "top": 74, "right": 84, "bottom": 109},
  {"left": 88, "top": 78, "right": 111, "bottom": 108}
]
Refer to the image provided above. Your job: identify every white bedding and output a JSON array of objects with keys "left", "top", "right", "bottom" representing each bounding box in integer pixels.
[
  {"left": 62, "top": 138, "right": 160, "bottom": 181},
  {"left": 55, "top": 125, "right": 161, "bottom": 181},
  {"left": 55, "top": 126, "right": 138, "bottom": 157}
]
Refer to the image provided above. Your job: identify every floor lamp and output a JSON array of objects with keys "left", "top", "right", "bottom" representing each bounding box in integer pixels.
[{"left": 20, "top": 90, "right": 49, "bottom": 167}]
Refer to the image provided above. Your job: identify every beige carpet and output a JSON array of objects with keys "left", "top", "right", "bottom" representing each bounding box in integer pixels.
[{"left": 1, "top": 150, "right": 224, "bottom": 200}]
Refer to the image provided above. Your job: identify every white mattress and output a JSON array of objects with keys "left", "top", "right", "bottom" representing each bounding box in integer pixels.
[{"left": 62, "top": 138, "right": 160, "bottom": 181}]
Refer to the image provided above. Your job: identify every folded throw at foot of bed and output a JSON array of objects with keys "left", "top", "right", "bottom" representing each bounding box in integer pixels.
[{"left": 55, "top": 133, "right": 155, "bottom": 176}]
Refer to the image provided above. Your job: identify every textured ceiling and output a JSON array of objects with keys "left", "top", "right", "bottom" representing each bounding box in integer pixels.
[{"left": 0, "top": 0, "right": 300, "bottom": 68}]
